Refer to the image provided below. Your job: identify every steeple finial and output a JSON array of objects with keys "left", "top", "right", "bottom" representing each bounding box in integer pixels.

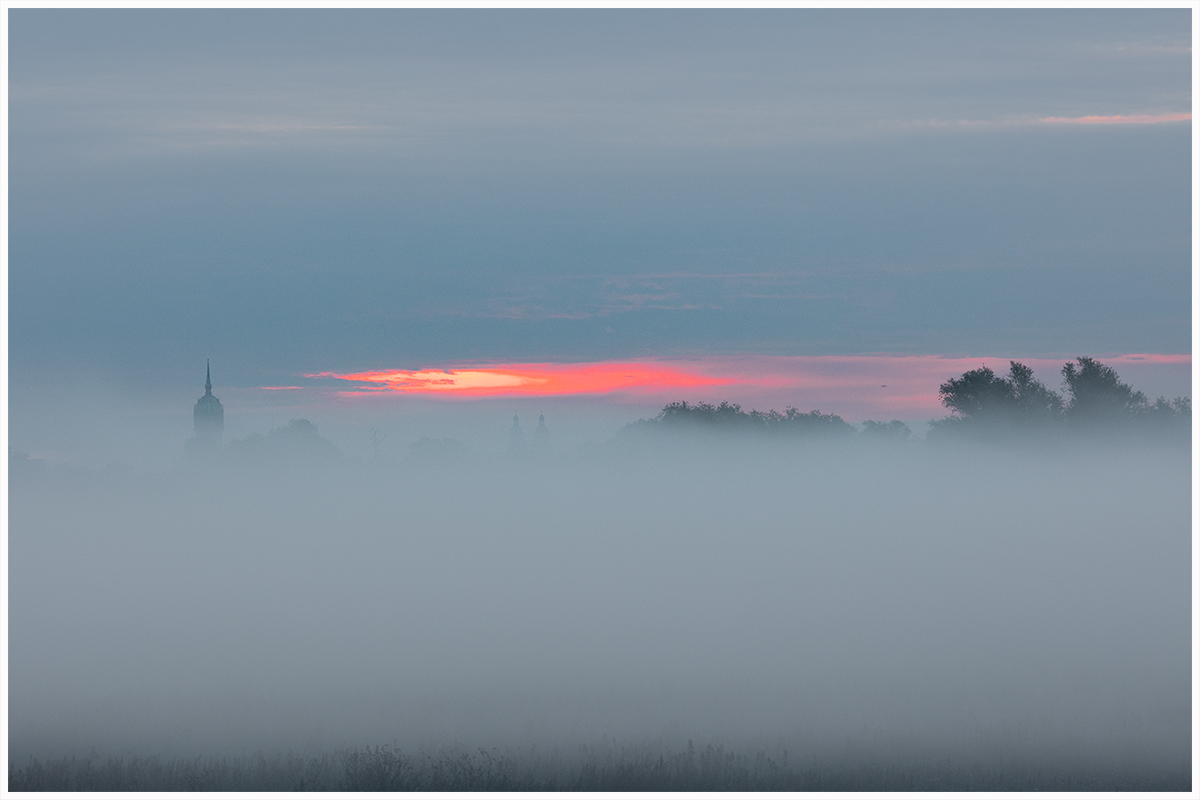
[{"left": 205, "top": 360, "right": 212, "bottom": 396}]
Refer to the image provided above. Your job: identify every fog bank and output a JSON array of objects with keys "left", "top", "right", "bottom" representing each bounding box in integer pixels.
[{"left": 9, "top": 438, "right": 1190, "bottom": 777}]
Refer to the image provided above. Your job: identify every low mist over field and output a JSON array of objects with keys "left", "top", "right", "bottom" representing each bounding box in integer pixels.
[
  {"left": 9, "top": 8, "right": 1192, "bottom": 791},
  {"left": 9, "top": 420, "right": 1190, "bottom": 787}
]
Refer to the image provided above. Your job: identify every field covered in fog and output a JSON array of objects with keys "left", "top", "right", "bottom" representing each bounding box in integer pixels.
[
  {"left": 10, "top": 6, "right": 1193, "bottom": 790},
  {"left": 9, "top": 432, "right": 1191, "bottom": 790}
]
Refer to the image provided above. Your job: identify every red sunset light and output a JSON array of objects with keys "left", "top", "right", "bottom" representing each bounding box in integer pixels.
[
  {"left": 299, "top": 353, "right": 1190, "bottom": 420},
  {"left": 309, "top": 362, "right": 736, "bottom": 397}
]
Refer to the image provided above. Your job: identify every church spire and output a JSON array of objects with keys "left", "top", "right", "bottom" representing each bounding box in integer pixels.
[{"left": 194, "top": 359, "right": 224, "bottom": 444}]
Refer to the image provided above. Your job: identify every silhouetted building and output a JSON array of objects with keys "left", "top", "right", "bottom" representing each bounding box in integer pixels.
[
  {"left": 508, "top": 413, "right": 524, "bottom": 451},
  {"left": 193, "top": 360, "right": 224, "bottom": 445},
  {"left": 533, "top": 413, "right": 550, "bottom": 452}
]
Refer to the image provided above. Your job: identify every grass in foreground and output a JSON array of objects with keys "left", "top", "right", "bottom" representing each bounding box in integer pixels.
[{"left": 9, "top": 741, "right": 1190, "bottom": 792}]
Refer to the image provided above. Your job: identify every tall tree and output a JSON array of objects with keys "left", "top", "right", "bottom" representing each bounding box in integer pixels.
[
  {"left": 1061, "top": 357, "right": 1147, "bottom": 422},
  {"left": 1008, "top": 361, "right": 1064, "bottom": 422},
  {"left": 936, "top": 361, "right": 1062, "bottom": 431},
  {"left": 938, "top": 361, "right": 1062, "bottom": 423},
  {"left": 937, "top": 365, "right": 1014, "bottom": 422}
]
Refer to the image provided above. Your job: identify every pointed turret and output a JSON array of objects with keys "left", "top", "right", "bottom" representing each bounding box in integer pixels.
[
  {"left": 508, "top": 412, "right": 524, "bottom": 451},
  {"left": 194, "top": 361, "right": 224, "bottom": 445}
]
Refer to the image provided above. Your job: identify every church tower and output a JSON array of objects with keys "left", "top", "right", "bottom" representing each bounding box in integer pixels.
[
  {"left": 533, "top": 413, "right": 550, "bottom": 452},
  {"left": 194, "top": 360, "right": 224, "bottom": 444}
]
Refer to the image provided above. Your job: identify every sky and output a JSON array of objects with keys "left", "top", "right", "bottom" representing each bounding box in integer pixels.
[{"left": 7, "top": 9, "right": 1192, "bottom": 463}]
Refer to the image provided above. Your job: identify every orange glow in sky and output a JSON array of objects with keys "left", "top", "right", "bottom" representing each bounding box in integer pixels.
[
  {"left": 299, "top": 353, "right": 1190, "bottom": 419},
  {"left": 308, "top": 362, "right": 736, "bottom": 397}
]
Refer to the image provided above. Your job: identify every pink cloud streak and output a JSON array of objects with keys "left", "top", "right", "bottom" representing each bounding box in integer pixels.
[{"left": 1040, "top": 112, "right": 1191, "bottom": 125}]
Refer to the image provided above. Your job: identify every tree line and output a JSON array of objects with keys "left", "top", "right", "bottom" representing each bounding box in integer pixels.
[
  {"left": 932, "top": 356, "right": 1189, "bottom": 438},
  {"left": 622, "top": 401, "right": 886, "bottom": 441},
  {"left": 623, "top": 356, "right": 1189, "bottom": 442}
]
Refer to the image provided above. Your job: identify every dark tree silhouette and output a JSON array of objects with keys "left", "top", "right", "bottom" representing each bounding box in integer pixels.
[
  {"left": 657, "top": 401, "right": 758, "bottom": 429},
  {"left": 1061, "top": 357, "right": 1191, "bottom": 438},
  {"left": 1008, "top": 361, "right": 1065, "bottom": 421},
  {"left": 625, "top": 401, "right": 853, "bottom": 439},
  {"left": 630, "top": 358, "right": 1186, "bottom": 447},
  {"left": 758, "top": 408, "right": 855, "bottom": 438},
  {"left": 1061, "top": 356, "right": 1147, "bottom": 422},
  {"left": 936, "top": 361, "right": 1062, "bottom": 427},
  {"left": 934, "top": 356, "right": 1187, "bottom": 441},
  {"left": 937, "top": 366, "right": 1014, "bottom": 422}
]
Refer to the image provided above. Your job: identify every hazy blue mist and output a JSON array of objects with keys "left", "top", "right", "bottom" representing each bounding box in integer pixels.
[
  {"left": 10, "top": 439, "right": 1190, "bottom": 779},
  {"left": 7, "top": 10, "right": 1192, "bottom": 788}
]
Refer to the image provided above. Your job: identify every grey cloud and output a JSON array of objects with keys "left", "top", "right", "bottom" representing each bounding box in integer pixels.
[
  {"left": 8, "top": 9, "right": 1190, "bottom": 454},
  {"left": 11, "top": 11, "right": 1190, "bottom": 163}
]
